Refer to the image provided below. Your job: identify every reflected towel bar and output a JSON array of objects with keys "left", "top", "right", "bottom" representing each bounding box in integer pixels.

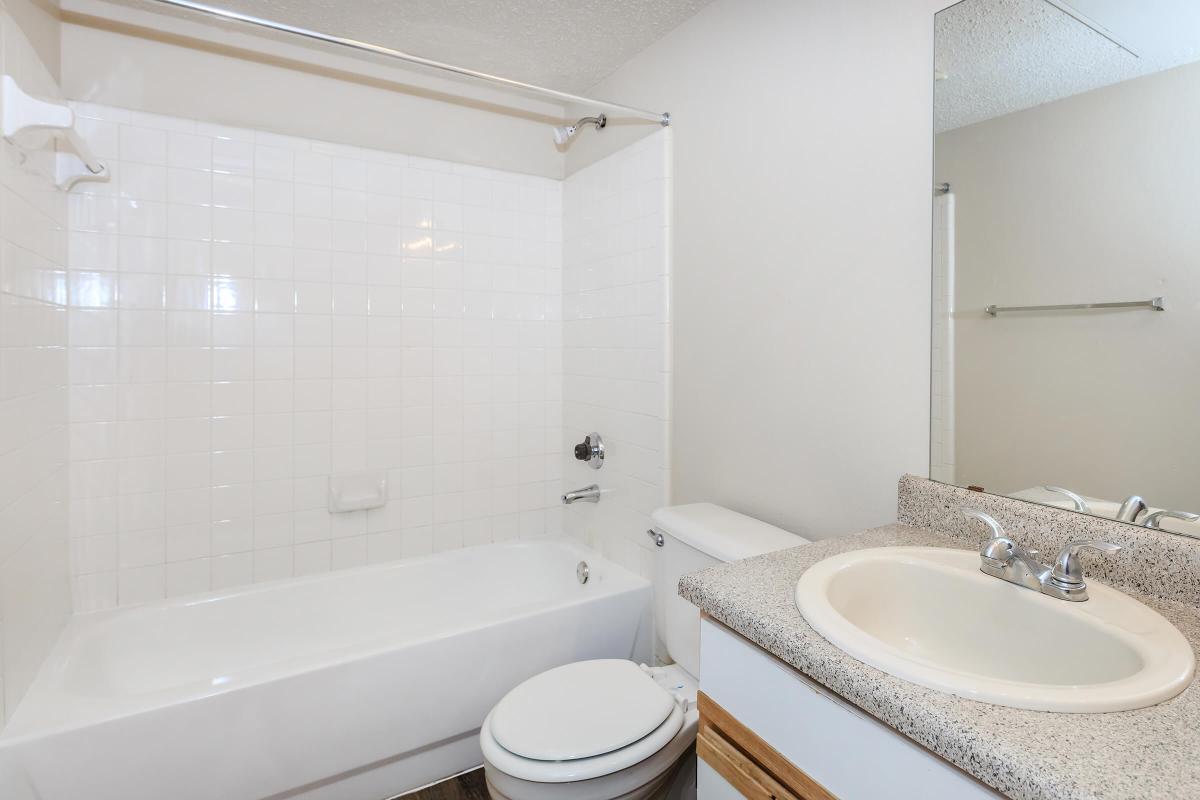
[{"left": 985, "top": 297, "right": 1164, "bottom": 316}]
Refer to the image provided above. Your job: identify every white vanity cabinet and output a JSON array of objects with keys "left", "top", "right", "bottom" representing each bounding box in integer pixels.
[{"left": 696, "top": 619, "right": 1002, "bottom": 799}]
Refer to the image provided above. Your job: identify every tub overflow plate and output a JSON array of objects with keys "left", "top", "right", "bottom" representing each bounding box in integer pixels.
[{"left": 576, "top": 561, "right": 590, "bottom": 584}]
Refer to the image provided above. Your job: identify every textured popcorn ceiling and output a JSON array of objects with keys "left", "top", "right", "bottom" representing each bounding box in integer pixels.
[
  {"left": 127, "top": 0, "right": 713, "bottom": 93},
  {"left": 935, "top": 0, "right": 1200, "bottom": 132}
]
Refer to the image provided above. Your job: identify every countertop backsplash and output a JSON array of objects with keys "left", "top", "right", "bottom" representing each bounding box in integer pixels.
[{"left": 898, "top": 474, "right": 1200, "bottom": 608}]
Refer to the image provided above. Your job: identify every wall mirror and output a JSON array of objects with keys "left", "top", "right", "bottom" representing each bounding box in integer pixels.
[{"left": 931, "top": 0, "right": 1200, "bottom": 537}]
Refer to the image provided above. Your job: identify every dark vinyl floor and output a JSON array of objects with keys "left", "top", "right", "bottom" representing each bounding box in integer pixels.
[{"left": 401, "top": 768, "right": 489, "bottom": 800}]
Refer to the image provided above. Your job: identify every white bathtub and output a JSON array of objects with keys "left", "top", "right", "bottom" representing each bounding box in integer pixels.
[{"left": 0, "top": 538, "right": 652, "bottom": 800}]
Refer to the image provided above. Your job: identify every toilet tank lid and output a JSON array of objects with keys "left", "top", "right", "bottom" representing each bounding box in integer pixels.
[{"left": 651, "top": 503, "right": 807, "bottom": 562}]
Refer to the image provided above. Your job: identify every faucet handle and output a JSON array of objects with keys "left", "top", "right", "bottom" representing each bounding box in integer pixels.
[
  {"left": 962, "top": 508, "right": 1005, "bottom": 539},
  {"left": 1142, "top": 510, "right": 1200, "bottom": 529},
  {"left": 962, "top": 509, "right": 1014, "bottom": 569},
  {"left": 1049, "top": 540, "right": 1121, "bottom": 590},
  {"left": 1042, "top": 486, "right": 1090, "bottom": 513}
]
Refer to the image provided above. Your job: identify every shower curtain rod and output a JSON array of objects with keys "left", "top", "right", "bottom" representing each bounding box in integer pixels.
[{"left": 146, "top": 0, "right": 672, "bottom": 126}]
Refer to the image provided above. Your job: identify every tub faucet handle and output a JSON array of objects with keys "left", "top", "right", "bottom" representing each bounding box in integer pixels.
[{"left": 572, "top": 433, "right": 605, "bottom": 469}]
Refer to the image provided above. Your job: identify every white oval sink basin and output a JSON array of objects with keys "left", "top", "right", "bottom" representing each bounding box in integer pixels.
[{"left": 795, "top": 547, "right": 1195, "bottom": 712}]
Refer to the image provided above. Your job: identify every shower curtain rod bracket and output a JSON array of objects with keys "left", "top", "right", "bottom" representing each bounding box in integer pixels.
[{"left": 1, "top": 74, "right": 108, "bottom": 185}]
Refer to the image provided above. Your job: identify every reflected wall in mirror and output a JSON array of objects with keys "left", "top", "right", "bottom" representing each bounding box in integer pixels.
[{"left": 931, "top": 0, "right": 1200, "bottom": 537}]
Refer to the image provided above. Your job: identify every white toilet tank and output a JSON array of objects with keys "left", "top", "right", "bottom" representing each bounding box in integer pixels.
[{"left": 650, "top": 503, "right": 807, "bottom": 678}]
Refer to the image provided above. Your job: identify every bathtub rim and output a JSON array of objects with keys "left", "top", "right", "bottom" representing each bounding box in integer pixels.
[{"left": 1, "top": 536, "right": 652, "bottom": 743}]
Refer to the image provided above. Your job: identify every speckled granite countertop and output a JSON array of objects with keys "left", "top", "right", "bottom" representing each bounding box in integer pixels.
[{"left": 679, "top": 524, "right": 1200, "bottom": 800}]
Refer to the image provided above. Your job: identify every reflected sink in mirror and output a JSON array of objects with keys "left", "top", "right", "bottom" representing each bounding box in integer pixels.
[{"left": 795, "top": 547, "right": 1195, "bottom": 712}]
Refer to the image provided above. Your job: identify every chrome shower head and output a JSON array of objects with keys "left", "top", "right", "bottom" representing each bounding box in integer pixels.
[{"left": 552, "top": 114, "right": 606, "bottom": 146}]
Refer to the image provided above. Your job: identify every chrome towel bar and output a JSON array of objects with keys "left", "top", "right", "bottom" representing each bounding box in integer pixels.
[{"left": 985, "top": 297, "right": 1164, "bottom": 316}]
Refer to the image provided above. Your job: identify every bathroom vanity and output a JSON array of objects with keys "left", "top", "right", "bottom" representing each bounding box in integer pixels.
[
  {"left": 681, "top": 477, "right": 1200, "bottom": 800},
  {"left": 695, "top": 619, "right": 999, "bottom": 799}
]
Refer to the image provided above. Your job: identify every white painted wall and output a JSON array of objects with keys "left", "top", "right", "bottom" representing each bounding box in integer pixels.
[
  {"left": 938, "top": 61, "right": 1200, "bottom": 511},
  {"left": 59, "top": 1, "right": 567, "bottom": 180},
  {"left": 568, "top": 0, "right": 946, "bottom": 539},
  {"left": 4, "top": 0, "right": 57, "bottom": 79},
  {"left": 0, "top": 0, "right": 72, "bottom": 724}
]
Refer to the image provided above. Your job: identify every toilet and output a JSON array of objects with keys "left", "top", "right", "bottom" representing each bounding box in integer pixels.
[{"left": 480, "top": 503, "right": 807, "bottom": 800}]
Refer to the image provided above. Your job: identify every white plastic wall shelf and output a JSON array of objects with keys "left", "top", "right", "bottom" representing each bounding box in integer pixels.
[{"left": 2, "top": 74, "right": 108, "bottom": 190}]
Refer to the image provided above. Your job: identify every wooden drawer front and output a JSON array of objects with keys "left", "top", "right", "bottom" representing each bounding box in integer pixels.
[{"left": 698, "top": 692, "right": 836, "bottom": 800}]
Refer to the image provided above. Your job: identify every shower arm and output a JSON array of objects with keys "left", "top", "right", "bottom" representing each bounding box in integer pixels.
[{"left": 143, "top": 0, "right": 671, "bottom": 127}]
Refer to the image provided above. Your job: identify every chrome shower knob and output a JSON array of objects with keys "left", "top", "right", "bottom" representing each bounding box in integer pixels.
[{"left": 573, "top": 433, "right": 605, "bottom": 469}]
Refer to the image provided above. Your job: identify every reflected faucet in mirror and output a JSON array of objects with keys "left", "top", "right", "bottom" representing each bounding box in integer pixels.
[
  {"left": 1143, "top": 510, "right": 1200, "bottom": 530},
  {"left": 1002, "top": 487, "right": 1200, "bottom": 537},
  {"left": 1116, "top": 496, "right": 1148, "bottom": 523},
  {"left": 1116, "top": 496, "right": 1200, "bottom": 530},
  {"left": 1043, "top": 486, "right": 1090, "bottom": 513}
]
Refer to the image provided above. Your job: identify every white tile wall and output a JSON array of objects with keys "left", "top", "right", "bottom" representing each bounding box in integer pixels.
[
  {"left": 67, "top": 103, "right": 564, "bottom": 609},
  {"left": 561, "top": 131, "right": 671, "bottom": 579},
  {"left": 0, "top": 9, "right": 73, "bottom": 723}
]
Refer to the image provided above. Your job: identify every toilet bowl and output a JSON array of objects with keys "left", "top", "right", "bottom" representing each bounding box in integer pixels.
[{"left": 481, "top": 504, "right": 807, "bottom": 800}]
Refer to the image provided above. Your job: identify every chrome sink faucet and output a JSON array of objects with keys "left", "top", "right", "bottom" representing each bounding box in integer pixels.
[{"left": 963, "top": 509, "right": 1120, "bottom": 602}]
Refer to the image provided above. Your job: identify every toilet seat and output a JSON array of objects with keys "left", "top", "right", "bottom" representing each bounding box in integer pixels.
[
  {"left": 482, "top": 704, "right": 685, "bottom": 783},
  {"left": 481, "top": 660, "right": 687, "bottom": 783},
  {"left": 491, "top": 660, "right": 677, "bottom": 762}
]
